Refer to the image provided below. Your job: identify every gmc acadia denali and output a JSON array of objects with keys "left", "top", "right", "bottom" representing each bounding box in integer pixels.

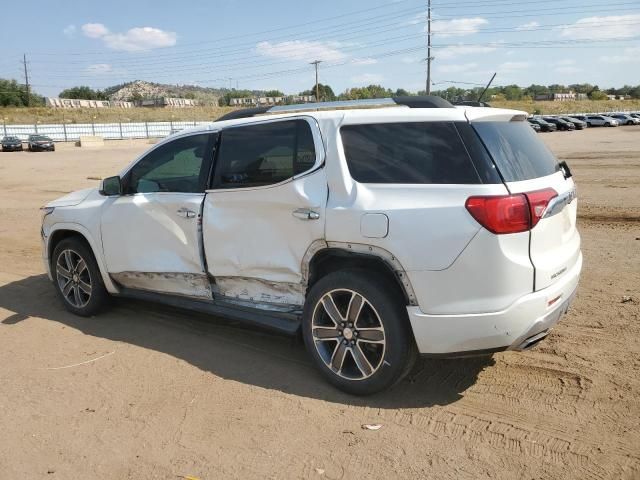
[{"left": 41, "top": 97, "right": 582, "bottom": 395}]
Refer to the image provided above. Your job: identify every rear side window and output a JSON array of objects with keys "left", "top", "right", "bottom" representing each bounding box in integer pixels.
[
  {"left": 340, "top": 122, "right": 482, "bottom": 184},
  {"left": 473, "top": 121, "right": 559, "bottom": 182},
  {"left": 214, "top": 120, "right": 316, "bottom": 189}
]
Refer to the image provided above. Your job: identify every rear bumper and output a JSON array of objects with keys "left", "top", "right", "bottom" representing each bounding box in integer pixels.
[{"left": 408, "top": 251, "right": 582, "bottom": 354}]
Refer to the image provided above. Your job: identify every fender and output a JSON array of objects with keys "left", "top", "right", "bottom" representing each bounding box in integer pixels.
[{"left": 46, "top": 222, "right": 120, "bottom": 294}]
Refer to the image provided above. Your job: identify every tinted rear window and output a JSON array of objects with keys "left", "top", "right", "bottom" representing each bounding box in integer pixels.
[
  {"left": 473, "top": 121, "right": 559, "bottom": 182},
  {"left": 340, "top": 122, "right": 481, "bottom": 184}
]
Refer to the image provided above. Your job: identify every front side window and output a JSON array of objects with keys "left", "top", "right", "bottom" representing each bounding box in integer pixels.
[
  {"left": 341, "top": 122, "right": 481, "bottom": 184},
  {"left": 126, "top": 133, "right": 213, "bottom": 194},
  {"left": 214, "top": 120, "right": 316, "bottom": 189}
]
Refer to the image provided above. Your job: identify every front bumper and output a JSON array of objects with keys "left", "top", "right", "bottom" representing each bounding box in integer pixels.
[
  {"left": 2, "top": 145, "right": 22, "bottom": 151},
  {"left": 407, "top": 252, "right": 582, "bottom": 355},
  {"left": 31, "top": 144, "right": 54, "bottom": 151}
]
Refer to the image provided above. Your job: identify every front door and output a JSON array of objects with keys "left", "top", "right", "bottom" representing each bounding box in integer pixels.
[
  {"left": 202, "top": 118, "right": 327, "bottom": 307},
  {"left": 101, "top": 132, "right": 217, "bottom": 298}
]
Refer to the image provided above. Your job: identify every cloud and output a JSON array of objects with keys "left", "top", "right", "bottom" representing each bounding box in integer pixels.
[
  {"left": 256, "top": 40, "right": 347, "bottom": 62},
  {"left": 63, "top": 25, "right": 76, "bottom": 38},
  {"left": 599, "top": 46, "right": 640, "bottom": 64},
  {"left": 555, "top": 66, "right": 582, "bottom": 74},
  {"left": 352, "top": 57, "right": 378, "bottom": 66},
  {"left": 85, "top": 63, "right": 113, "bottom": 75},
  {"left": 401, "top": 57, "right": 420, "bottom": 64},
  {"left": 516, "top": 21, "right": 540, "bottom": 31},
  {"left": 350, "top": 73, "right": 384, "bottom": 84},
  {"left": 499, "top": 61, "right": 530, "bottom": 71},
  {"left": 432, "top": 18, "right": 488, "bottom": 37},
  {"left": 436, "top": 62, "right": 479, "bottom": 73},
  {"left": 82, "top": 23, "right": 109, "bottom": 38},
  {"left": 437, "top": 44, "right": 498, "bottom": 59},
  {"left": 560, "top": 14, "right": 640, "bottom": 40},
  {"left": 82, "top": 23, "right": 177, "bottom": 51}
]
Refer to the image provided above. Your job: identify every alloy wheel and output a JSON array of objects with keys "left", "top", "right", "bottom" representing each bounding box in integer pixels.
[
  {"left": 311, "top": 289, "right": 386, "bottom": 381},
  {"left": 56, "top": 249, "right": 92, "bottom": 308}
]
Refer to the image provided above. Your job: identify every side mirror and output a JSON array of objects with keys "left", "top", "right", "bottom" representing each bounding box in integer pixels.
[{"left": 99, "top": 176, "right": 122, "bottom": 196}]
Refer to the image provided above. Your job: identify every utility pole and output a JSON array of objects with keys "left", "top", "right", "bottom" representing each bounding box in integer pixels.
[
  {"left": 310, "top": 60, "right": 322, "bottom": 102},
  {"left": 22, "top": 53, "right": 30, "bottom": 107},
  {"left": 426, "top": 0, "right": 432, "bottom": 95}
]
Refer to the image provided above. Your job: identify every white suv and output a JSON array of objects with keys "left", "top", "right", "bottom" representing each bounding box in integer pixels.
[{"left": 41, "top": 97, "right": 582, "bottom": 395}]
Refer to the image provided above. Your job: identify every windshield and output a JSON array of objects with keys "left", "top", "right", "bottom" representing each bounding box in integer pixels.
[
  {"left": 3, "top": 137, "right": 18, "bottom": 141},
  {"left": 473, "top": 121, "right": 560, "bottom": 182},
  {"left": 32, "top": 136, "right": 50, "bottom": 141}
]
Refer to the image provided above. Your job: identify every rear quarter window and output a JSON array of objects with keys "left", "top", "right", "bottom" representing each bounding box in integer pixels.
[
  {"left": 472, "top": 121, "right": 560, "bottom": 182},
  {"left": 340, "top": 122, "right": 482, "bottom": 184}
]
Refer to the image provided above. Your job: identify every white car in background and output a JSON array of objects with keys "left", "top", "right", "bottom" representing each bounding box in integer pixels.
[
  {"left": 585, "top": 115, "right": 619, "bottom": 127},
  {"left": 41, "top": 97, "right": 582, "bottom": 395},
  {"left": 609, "top": 114, "right": 640, "bottom": 125}
]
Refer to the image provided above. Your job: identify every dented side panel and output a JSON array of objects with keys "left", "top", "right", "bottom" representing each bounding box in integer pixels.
[{"left": 111, "top": 272, "right": 212, "bottom": 299}]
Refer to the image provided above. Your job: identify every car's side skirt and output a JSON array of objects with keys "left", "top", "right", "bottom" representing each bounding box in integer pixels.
[{"left": 115, "top": 287, "right": 301, "bottom": 335}]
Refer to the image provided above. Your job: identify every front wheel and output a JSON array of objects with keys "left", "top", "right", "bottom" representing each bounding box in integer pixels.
[
  {"left": 52, "top": 237, "right": 110, "bottom": 316},
  {"left": 302, "top": 269, "right": 417, "bottom": 395}
]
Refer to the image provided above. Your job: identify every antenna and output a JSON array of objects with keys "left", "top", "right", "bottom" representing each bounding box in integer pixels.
[{"left": 478, "top": 72, "right": 497, "bottom": 103}]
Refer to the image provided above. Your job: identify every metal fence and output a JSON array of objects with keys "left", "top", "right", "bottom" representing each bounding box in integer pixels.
[{"left": 1, "top": 121, "right": 212, "bottom": 142}]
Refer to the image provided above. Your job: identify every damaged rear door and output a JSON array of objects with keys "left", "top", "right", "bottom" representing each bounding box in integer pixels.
[
  {"left": 202, "top": 118, "right": 327, "bottom": 307},
  {"left": 101, "top": 132, "right": 217, "bottom": 298}
]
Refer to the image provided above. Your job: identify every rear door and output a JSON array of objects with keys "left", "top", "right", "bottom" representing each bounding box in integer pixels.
[
  {"left": 473, "top": 120, "right": 580, "bottom": 290},
  {"left": 202, "top": 117, "right": 327, "bottom": 306}
]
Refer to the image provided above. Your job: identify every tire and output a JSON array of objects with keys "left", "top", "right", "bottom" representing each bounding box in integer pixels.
[
  {"left": 302, "top": 269, "right": 417, "bottom": 395},
  {"left": 587, "top": 122, "right": 592, "bottom": 127},
  {"left": 52, "top": 237, "right": 110, "bottom": 316}
]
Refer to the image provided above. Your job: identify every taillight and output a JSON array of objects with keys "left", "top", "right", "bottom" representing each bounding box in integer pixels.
[
  {"left": 525, "top": 188, "right": 558, "bottom": 228},
  {"left": 465, "top": 188, "right": 557, "bottom": 234}
]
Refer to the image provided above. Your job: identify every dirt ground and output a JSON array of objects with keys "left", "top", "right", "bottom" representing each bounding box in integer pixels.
[{"left": 0, "top": 127, "right": 638, "bottom": 480}]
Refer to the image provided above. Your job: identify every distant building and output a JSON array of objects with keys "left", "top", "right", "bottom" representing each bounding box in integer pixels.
[
  {"left": 606, "top": 94, "right": 628, "bottom": 100},
  {"left": 46, "top": 98, "right": 133, "bottom": 108},
  {"left": 229, "top": 95, "right": 316, "bottom": 107},
  {"left": 534, "top": 91, "right": 588, "bottom": 102},
  {"left": 137, "top": 97, "right": 198, "bottom": 108}
]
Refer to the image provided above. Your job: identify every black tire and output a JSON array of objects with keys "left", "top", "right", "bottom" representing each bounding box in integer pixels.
[
  {"left": 52, "top": 237, "right": 110, "bottom": 316},
  {"left": 302, "top": 269, "right": 417, "bottom": 395}
]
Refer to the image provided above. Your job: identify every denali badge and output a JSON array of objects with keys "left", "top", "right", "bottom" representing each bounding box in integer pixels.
[{"left": 551, "top": 267, "right": 567, "bottom": 280}]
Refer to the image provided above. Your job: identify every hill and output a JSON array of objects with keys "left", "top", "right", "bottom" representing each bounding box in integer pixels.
[{"left": 107, "top": 80, "right": 230, "bottom": 105}]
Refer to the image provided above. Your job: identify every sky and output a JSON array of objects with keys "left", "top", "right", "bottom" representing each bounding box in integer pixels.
[{"left": 0, "top": 0, "right": 639, "bottom": 97}]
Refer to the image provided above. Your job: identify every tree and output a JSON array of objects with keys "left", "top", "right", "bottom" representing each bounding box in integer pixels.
[
  {"left": 301, "top": 83, "right": 336, "bottom": 101},
  {"left": 589, "top": 90, "right": 608, "bottom": 100},
  {"left": 394, "top": 88, "right": 411, "bottom": 97},
  {"left": 339, "top": 85, "right": 392, "bottom": 100},
  {"left": 264, "top": 90, "right": 284, "bottom": 97},
  {"left": 0, "top": 78, "right": 43, "bottom": 106},
  {"left": 58, "top": 86, "right": 107, "bottom": 100}
]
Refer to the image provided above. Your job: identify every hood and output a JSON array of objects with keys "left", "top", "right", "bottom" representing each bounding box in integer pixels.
[{"left": 46, "top": 188, "right": 95, "bottom": 208}]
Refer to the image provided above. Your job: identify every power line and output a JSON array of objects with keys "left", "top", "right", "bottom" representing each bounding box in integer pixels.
[
  {"left": 426, "top": 0, "right": 432, "bottom": 94},
  {"left": 22, "top": 54, "right": 30, "bottom": 107},
  {"left": 310, "top": 60, "right": 322, "bottom": 101}
]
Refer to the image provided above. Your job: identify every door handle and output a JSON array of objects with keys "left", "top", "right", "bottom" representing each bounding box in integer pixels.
[
  {"left": 177, "top": 207, "right": 196, "bottom": 219},
  {"left": 292, "top": 208, "right": 320, "bottom": 220}
]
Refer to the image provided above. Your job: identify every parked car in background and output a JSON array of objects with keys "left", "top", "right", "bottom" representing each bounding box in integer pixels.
[
  {"left": 27, "top": 135, "right": 55, "bottom": 151},
  {"left": 543, "top": 117, "right": 575, "bottom": 131},
  {"left": 584, "top": 115, "right": 619, "bottom": 127},
  {"left": 528, "top": 117, "right": 557, "bottom": 132},
  {"left": 40, "top": 97, "right": 581, "bottom": 395},
  {"left": 560, "top": 117, "right": 587, "bottom": 130},
  {"left": 609, "top": 114, "right": 640, "bottom": 125},
  {"left": 1, "top": 136, "right": 23, "bottom": 152},
  {"left": 529, "top": 122, "right": 541, "bottom": 132},
  {"left": 629, "top": 113, "right": 640, "bottom": 120}
]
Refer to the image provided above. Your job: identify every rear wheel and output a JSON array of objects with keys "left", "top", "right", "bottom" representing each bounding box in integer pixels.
[
  {"left": 302, "top": 269, "right": 417, "bottom": 395},
  {"left": 52, "top": 237, "right": 109, "bottom": 316}
]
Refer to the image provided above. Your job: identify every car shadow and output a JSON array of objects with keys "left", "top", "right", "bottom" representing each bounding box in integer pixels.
[{"left": 0, "top": 274, "right": 495, "bottom": 409}]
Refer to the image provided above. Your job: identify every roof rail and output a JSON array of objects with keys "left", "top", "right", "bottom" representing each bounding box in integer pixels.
[{"left": 216, "top": 95, "right": 453, "bottom": 121}]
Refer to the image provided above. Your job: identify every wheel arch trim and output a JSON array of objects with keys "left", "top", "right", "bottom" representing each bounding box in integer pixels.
[
  {"left": 46, "top": 223, "right": 119, "bottom": 294},
  {"left": 302, "top": 240, "right": 418, "bottom": 306}
]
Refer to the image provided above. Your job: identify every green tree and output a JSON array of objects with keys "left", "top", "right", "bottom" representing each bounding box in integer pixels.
[
  {"left": 0, "top": 78, "right": 43, "bottom": 106},
  {"left": 264, "top": 90, "right": 285, "bottom": 97},
  {"left": 589, "top": 90, "right": 608, "bottom": 100},
  {"left": 301, "top": 84, "right": 336, "bottom": 101},
  {"left": 58, "top": 86, "right": 106, "bottom": 100}
]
